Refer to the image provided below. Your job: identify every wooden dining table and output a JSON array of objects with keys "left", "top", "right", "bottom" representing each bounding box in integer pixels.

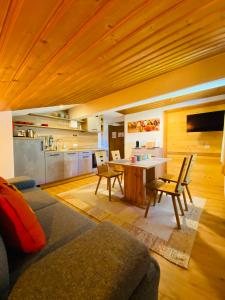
[{"left": 108, "top": 158, "right": 170, "bottom": 208}]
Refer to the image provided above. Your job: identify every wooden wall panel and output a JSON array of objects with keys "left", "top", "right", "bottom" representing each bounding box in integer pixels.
[{"left": 164, "top": 103, "right": 225, "bottom": 191}]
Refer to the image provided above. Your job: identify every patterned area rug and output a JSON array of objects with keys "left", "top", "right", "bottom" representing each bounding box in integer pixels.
[{"left": 57, "top": 181, "right": 206, "bottom": 268}]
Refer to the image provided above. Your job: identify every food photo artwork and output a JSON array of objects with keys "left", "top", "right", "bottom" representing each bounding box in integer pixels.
[{"left": 128, "top": 118, "right": 160, "bottom": 133}]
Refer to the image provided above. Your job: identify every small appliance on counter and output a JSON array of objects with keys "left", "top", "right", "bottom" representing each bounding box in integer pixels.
[
  {"left": 15, "top": 129, "right": 26, "bottom": 137},
  {"left": 26, "top": 129, "right": 35, "bottom": 138},
  {"left": 146, "top": 141, "right": 156, "bottom": 149}
]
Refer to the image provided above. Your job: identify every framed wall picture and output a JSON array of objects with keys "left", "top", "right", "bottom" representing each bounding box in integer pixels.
[
  {"left": 112, "top": 131, "right": 117, "bottom": 138},
  {"left": 127, "top": 118, "right": 160, "bottom": 133},
  {"left": 118, "top": 132, "right": 124, "bottom": 137}
]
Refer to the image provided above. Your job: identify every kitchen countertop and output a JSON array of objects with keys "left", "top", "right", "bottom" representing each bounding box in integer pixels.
[
  {"left": 44, "top": 148, "right": 106, "bottom": 153},
  {"left": 13, "top": 138, "right": 106, "bottom": 153}
]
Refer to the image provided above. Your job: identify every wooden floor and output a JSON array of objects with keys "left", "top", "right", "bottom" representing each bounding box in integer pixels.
[{"left": 45, "top": 176, "right": 225, "bottom": 300}]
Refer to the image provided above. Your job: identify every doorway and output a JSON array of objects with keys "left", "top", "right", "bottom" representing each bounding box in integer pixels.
[{"left": 108, "top": 123, "right": 124, "bottom": 160}]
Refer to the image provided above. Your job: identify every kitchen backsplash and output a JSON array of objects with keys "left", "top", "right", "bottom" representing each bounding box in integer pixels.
[{"left": 13, "top": 115, "right": 98, "bottom": 149}]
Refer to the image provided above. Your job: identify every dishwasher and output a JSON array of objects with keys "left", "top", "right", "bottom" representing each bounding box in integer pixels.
[{"left": 78, "top": 151, "right": 92, "bottom": 175}]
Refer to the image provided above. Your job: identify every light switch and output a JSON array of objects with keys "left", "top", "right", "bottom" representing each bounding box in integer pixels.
[{"left": 204, "top": 144, "right": 210, "bottom": 149}]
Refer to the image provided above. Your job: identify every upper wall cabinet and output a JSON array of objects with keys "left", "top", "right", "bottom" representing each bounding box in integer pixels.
[{"left": 84, "top": 117, "right": 102, "bottom": 132}]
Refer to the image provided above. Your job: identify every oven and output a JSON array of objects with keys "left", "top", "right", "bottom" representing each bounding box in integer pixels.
[{"left": 92, "top": 152, "right": 97, "bottom": 169}]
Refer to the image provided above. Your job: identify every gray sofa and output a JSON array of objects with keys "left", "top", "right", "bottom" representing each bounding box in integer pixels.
[{"left": 0, "top": 177, "right": 160, "bottom": 300}]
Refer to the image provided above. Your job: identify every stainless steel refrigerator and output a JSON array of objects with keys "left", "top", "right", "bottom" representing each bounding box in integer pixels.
[{"left": 14, "top": 138, "right": 46, "bottom": 185}]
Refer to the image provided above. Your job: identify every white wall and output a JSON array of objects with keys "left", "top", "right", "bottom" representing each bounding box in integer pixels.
[
  {"left": 124, "top": 108, "right": 164, "bottom": 158},
  {"left": 0, "top": 111, "right": 14, "bottom": 178},
  {"left": 124, "top": 97, "right": 225, "bottom": 158}
]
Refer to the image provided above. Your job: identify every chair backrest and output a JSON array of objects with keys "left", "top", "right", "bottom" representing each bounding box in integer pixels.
[
  {"left": 175, "top": 157, "right": 188, "bottom": 193},
  {"left": 111, "top": 150, "right": 121, "bottom": 161},
  {"left": 183, "top": 154, "right": 197, "bottom": 184},
  {"left": 95, "top": 151, "right": 108, "bottom": 174},
  {"left": 95, "top": 151, "right": 107, "bottom": 166}
]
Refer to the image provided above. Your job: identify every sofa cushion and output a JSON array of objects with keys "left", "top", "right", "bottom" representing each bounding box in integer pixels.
[
  {"left": 0, "top": 184, "right": 46, "bottom": 253},
  {"left": 8, "top": 202, "right": 95, "bottom": 286},
  {"left": 130, "top": 255, "right": 160, "bottom": 300},
  {"left": 0, "top": 235, "right": 9, "bottom": 300},
  {"left": 22, "top": 188, "right": 57, "bottom": 211},
  {"left": 7, "top": 177, "right": 36, "bottom": 191},
  {"left": 9, "top": 222, "right": 150, "bottom": 300}
]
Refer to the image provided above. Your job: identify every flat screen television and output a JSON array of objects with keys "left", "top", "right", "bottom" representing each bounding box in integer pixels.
[{"left": 187, "top": 110, "right": 224, "bottom": 132}]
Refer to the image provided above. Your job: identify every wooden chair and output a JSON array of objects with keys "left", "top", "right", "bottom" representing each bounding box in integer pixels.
[
  {"left": 95, "top": 151, "right": 123, "bottom": 201},
  {"left": 145, "top": 157, "right": 188, "bottom": 229},
  {"left": 111, "top": 150, "right": 121, "bottom": 160},
  {"left": 111, "top": 150, "right": 124, "bottom": 187},
  {"left": 159, "top": 154, "right": 197, "bottom": 210}
]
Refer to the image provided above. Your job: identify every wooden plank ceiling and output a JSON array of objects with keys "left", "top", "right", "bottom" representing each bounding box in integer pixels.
[{"left": 1, "top": 0, "right": 225, "bottom": 111}]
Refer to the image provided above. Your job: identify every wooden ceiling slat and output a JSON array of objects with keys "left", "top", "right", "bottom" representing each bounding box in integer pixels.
[
  {"left": 13, "top": 0, "right": 207, "bottom": 102},
  {"left": 0, "top": 0, "right": 110, "bottom": 100},
  {"left": 0, "top": 0, "right": 225, "bottom": 110},
  {"left": 30, "top": 29, "right": 225, "bottom": 105},
  {"left": 0, "top": 0, "right": 11, "bottom": 35},
  {"left": 15, "top": 0, "right": 223, "bottom": 105},
  {"left": 4, "top": 0, "right": 149, "bottom": 104},
  {"left": 103, "top": 23, "right": 225, "bottom": 80},
  {"left": 107, "top": 32, "right": 225, "bottom": 82},
  {"left": 51, "top": 43, "right": 225, "bottom": 106}
]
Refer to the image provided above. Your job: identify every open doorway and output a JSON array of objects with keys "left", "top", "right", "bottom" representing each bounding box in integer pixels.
[{"left": 108, "top": 122, "right": 124, "bottom": 160}]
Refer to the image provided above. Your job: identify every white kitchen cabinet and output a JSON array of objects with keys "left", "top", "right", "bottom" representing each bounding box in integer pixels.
[
  {"left": 64, "top": 152, "right": 78, "bottom": 178},
  {"left": 86, "top": 117, "right": 101, "bottom": 132},
  {"left": 45, "top": 152, "right": 64, "bottom": 183},
  {"left": 78, "top": 151, "right": 92, "bottom": 175}
]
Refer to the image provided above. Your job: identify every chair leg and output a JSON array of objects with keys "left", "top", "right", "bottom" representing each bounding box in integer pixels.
[
  {"left": 145, "top": 195, "right": 151, "bottom": 218},
  {"left": 108, "top": 178, "right": 111, "bottom": 201},
  {"left": 177, "top": 195, "right": 184, "bottom": 216},
  {"left": 182, "top": 191, "right": 188, "bottom": 211},
  {"left": 153, "top": 190, "right": 158, "bottom": 206},
  {"left": 95, "top": 176, "right": 102, "bottom": 195},
  {"left": 112, "top": 177, "right": 116, "bottom": 188},
  {"left": 117, "top": 176, "right": 123, "bottom": 194},
  {"left": 171, "top": 195, "right": 181, "bottom": 229},
  {"left": 185, "top": 185, "right": 193, "bottom": 203},
  {"left": 121, "top": 172, "right": 123, "bottom": 184},
  {"left": 158, "top": 191, "right": 163, "bottom": 203},
  {"left": 107, "top": 179, "right": 109, "bottom": 190}
]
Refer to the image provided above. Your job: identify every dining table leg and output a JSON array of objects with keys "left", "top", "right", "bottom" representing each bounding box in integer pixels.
[
  {"left": 108, "top": 178, "right": 111, "bottom": 201},
  {"left": 124, "top": 166, "right": 156, "bottom": 208}
]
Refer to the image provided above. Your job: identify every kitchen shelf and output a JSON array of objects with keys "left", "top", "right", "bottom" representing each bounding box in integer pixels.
[
  {"left": 14, "top": 123, "right": 86, "bottom": 132},
  {"left": 29, "top": 113, "right": 85, "bottom": 123}
]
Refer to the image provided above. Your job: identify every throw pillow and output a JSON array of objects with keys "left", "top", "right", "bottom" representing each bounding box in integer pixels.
[{"left": 0, "top": 183, "right": 46, "bottom": 253}]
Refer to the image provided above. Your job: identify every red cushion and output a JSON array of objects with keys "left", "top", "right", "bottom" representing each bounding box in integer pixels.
[
  {"left": 0, "top": 176, "right": 8, "bottom": 184},
  {"left": 0, "top": 183, "right": 46, "bottom": 253}
]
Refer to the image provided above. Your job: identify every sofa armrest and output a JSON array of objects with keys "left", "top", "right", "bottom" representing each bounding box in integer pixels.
[
  {"left": 9, "top": 222, "right": 159, "bottom": 300},
  {"left": 7, "top": 176, "right": 36, "bottom": 191},
  {"left": 0, "top": 236, "right": 9, "bottom": 300}
]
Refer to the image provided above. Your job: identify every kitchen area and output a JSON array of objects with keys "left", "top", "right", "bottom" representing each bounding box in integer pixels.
[{"left": 12, "top": 110, "right": 105, "bottom": 185}]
